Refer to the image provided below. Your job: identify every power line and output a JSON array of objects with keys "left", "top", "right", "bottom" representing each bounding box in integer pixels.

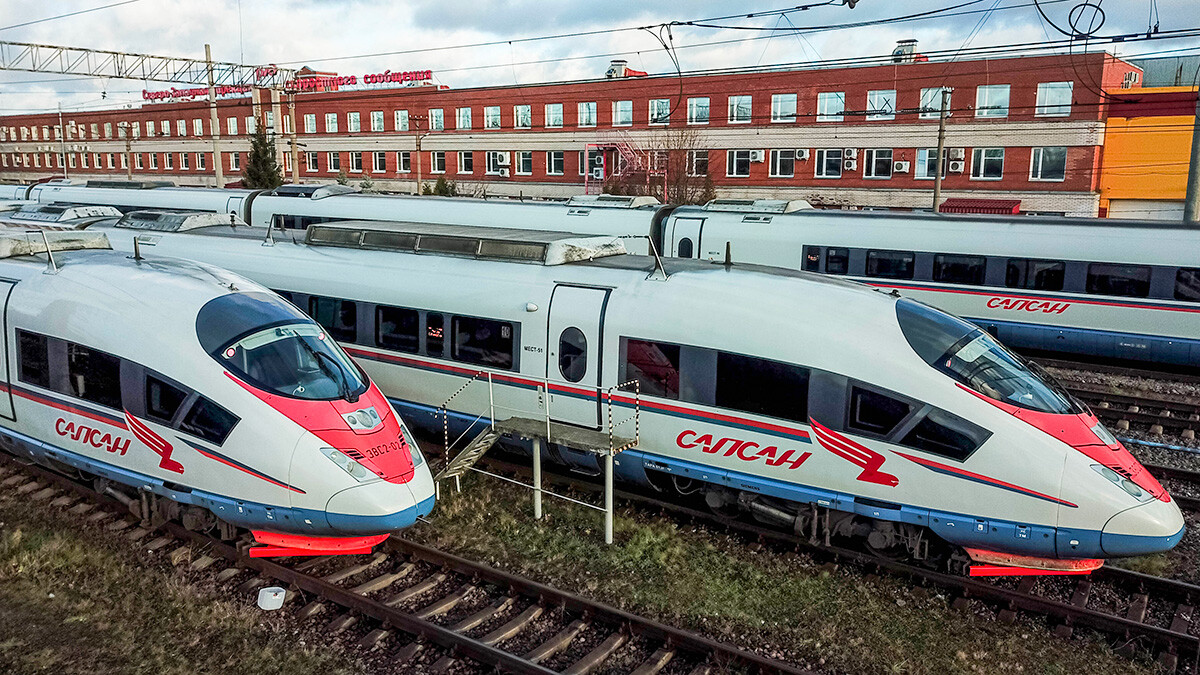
[{"left": 0, "top": 0, "right": 143, "bottom": 32}]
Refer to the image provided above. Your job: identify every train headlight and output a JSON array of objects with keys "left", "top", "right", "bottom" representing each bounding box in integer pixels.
[
  {"left": 1091, "top": 421, "right": 1119, "bottom": 446},
  {"left": 1091, "top": 464, "right": 1153, "bottom": 503},
  {"left": 320, "top": 447, "right": 375, "bottom": 483},
  {"left": 398, "top": 420, "right": 424, "bottom": 468}
]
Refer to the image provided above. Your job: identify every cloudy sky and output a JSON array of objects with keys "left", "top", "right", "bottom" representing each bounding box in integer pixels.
[{"left": 1, "top": 0, "right": 1198, "bottom": 115}]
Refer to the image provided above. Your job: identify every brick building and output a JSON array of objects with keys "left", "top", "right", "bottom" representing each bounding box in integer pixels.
[{"left": 0, "top": 44, "right": 1145, "bottom": 216}]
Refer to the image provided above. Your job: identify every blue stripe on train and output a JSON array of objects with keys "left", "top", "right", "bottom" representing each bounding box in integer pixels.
[
  {"left": 393, "top": 396, "right": 1181, "bottom": 559},
  {"left": 0, "top": 425, "right": 432, "bottom": 535},
  {"left": 967, "top": 316, "right": 1200, "bottom": 367}
]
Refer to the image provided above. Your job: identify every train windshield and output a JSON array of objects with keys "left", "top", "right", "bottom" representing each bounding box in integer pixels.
[
  {"left": 219, "top": 323, "right": 368, "bottom": 401},
  {"left": 896, "top": 299, "right": 1082, "bottom": 414}
]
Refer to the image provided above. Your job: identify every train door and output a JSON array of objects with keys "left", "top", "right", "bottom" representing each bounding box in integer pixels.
[
  {"left": 0, "top": 280, "right": 17, "bottom": 421},
  {"left": 546, "top": 285, "right": 609, "bottom": 429},
  {"left": 667, "top": 217, "right": 704, "bottom": 258}
]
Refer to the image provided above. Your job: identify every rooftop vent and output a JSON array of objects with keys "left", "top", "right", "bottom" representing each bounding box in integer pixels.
[
  {"left": 605, "top": 59, "right": 648, "bottom": 79},
  {"left": 0, "top": 231, "right": 110, "bottom": 259},
  {"left": 565, "top": 194, "right": 661, "bottom": 209},
  {"left": 83, "top": 180, "right": 175, "bottom": 189},
  {"left": 115, "top": 210, "right": 245, "bottom": 232},
  {"left": 270, "top": 183, "right": 360, "bottom": 199},
  {"left": 702, "top": 198, "right": 813, "bottom": 214},
  {"left": 306, "top": 221, "right": 627, "bottom": 266},
  {"left": 9, "top": 204, "right": 123, "bottom": 222}
]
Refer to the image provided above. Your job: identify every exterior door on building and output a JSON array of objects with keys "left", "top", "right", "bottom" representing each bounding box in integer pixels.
[
  {"left": 546, "top": 285, "right": 609, "bottom": 430},
  {"left": 0, "top": 280, "right": 17, "bottom": 420},
  {"left": 667, "top": 217, "right": 704, "bottom": 258}
]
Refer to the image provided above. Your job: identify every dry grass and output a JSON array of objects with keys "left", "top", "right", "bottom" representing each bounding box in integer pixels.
[
  {"left": 0, "top": 495, "right": 361, "bottom": 675},
  {"left": 409, "top": 475, "right": 1160, "bottom": 675}
]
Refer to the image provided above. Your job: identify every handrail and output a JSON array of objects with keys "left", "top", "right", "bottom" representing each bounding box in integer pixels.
[
  {"left": 440, "top": 370, "right": 492, "bottom": 465},
  {"left": 605, "top": 379, "right": 640, "bottom": 455}
]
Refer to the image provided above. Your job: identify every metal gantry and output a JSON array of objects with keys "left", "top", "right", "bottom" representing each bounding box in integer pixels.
[{"left": 0, "top": 40, "right": 296, "bottom": 88}]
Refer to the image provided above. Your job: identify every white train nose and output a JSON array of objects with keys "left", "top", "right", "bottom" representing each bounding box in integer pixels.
[{"left": 1101, "top": 498, "right": 1186, "bottom": 557}]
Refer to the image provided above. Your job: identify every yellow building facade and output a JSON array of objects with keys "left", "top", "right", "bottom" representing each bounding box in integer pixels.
[{"left": 1100, "top": 86, "right": 1197, "bottom": 220}]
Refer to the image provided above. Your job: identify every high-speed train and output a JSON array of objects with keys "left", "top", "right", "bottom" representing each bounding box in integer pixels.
[
  {"left": 0, "top": 228, "right": 434, "bottom": 556},
  {"left": 16, "top": 180, "right": 1200, "bottom": 368},
  {"left": 47, "top": 209, "right": 1183, "bottom": 573}
]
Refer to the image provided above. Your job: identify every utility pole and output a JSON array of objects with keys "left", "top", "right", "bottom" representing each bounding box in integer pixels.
[
  {"left": 411, "top": 114, "right": 427, "bottom": 195},
  {"left": 57, "top": 104, "right": 68, "bottom": 180},
  {"left": 1185, "top": 88, "right": 1200, "bottom": 224},
  {"left": 205, "top": 44, "right": 225, "bottom": 187},
  {"left": 932, "top": 87, "right": 951, "bottom": 213},
  {"left": 288, "top": 93, "right": 299, "bottom": 183},
  {"left": 118, "top": 122, "right": 132, "bottom": 179}
]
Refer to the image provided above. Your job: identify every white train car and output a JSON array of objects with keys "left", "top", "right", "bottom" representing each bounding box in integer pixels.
[
  {"left": 30, "top": 181, "right": 257, "bottom": 222},
  {"left": 659, "top": 203, "right": 1200, "bottom": 367},
  {"left": 74, "top": 211, "right": 1183, "bottom": 573},
  {"left": 0, "top": 230, "right": 434, "bottom": 556}
]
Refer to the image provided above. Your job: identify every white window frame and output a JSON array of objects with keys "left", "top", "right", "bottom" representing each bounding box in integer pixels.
[
  {"left": 770, "top": 93, "right": 797, "bottom": 123},
  {"left": 485, "top": 151, "right": 509, "bottom": 175},
  {"left": 727, "top": 95, "right": 751, "bottom": 124},
  {"left": 371, "top": 110, "right": 385, "bottom": 132},
  {"left": 135, "top": 154, "right": 143, "bottom": 170},
  {"left": 484, "top": 106, "right": 501, "bottom": 129},
  {"left": 349, "top": 151, "right": 363, "bottom": 173},
  {"left": 919, "top": 87, "right": 951, "bottom": 120},
  {"left": 649, "top": 99, "right": 670, "bottom": 126},
  {"left": 193, "top": 119, "right": 203, "bottom": 136},
  {"left": 430, "top": 151, "right": 445, "bottom": 174},
  {"left": 769, "top": 149, "right": 795, "bottom": 177},
  {"left": 546, "top": 151, "right": 564, "bottom": 176},
  {"left": 176, "top": 119, "right": 187, "bottom": 136},
  {"left": 228, "top": 152, "right": 238, "bottom": 171},
  {"left": 578, "top": 102, "right": 597, "bottom": 128},
  {"left": 106, "top": 153, "right": 115, "bottom": 169},
  {"left": 396, "top": 151, "right": 411, "bottom": 173},
  {"left": 303, "top": 114, "right": 316, "bottom": 134},
  {"left": 970, "top": 147, "right": 1005, "bottom": 180},
  {"left": 324, "top": 113, "right": 337, "bottom": 133},
  {"left": 687, "top": 97, "right": 710, "bottom": 125},
  {"left": 916, "top": 148, "right": 947, "bottom": 180},
  {"left": 725, "top": 150, "right": 752, "bottom": 177},
  {"left": 863, "top": 148, "right": 893, "bottom": 179},
  {"left": 545, "top": 104, "right": 563, "bottom": 129},
  {"left": 429, "top": 109, "right": 444, "bottom": 131},
  {"left": 1035, "top": 82, "right": 1073, "bottom": 117},
  {"left": 347, "top": 112, "right": 361, "bottom": 133},
  {"left": 515, "top": 150, "right": 533, "bottom": 175},
  {"left": 1029, "top": 146, "right": 1067, "bottom": 182},
  {"left": 816, "top": 92, "right": 845, "bottom": 122},
  {"left": 372, "top": 151, "right": 387, "bottom": 173},
  {"left": 306, "top": 152, "right": 319, "bottom": 172},
  {"left": 104, "top": 122, "right": 113, "bottom": 138},
  {"left": 180, "top": 152, "right": 190, "bottom": 170},
  {"left": 866, "top": 90, "right": 896, "bottom": 121},
  {"left": 161, "top": 120, "right": 171, "bottom": 136},
  {"left": 148, "top": 153, "right": 157, "bottom": 169},
  {"left": 146, "top": 121, "right": 155, "bottom": 137},
  {"left": 327, "top": 151, "right": 340, "bottom": 171},
  {"left": 815, "top": 148, "right": 842, "bottom": 178},
  {"left": 196, "top": 152, "right": 206, "bottom": 170},
  {"left": 514, "top": 105, "right": 532, "bottom": 129},
  {"left": 612, "top": 100, "right": 633, "bottom": 127},
  {"left": 458, "top": 151, "right": 473, "bottom": 174},
  {"left": 456, "top": 107, "right": 472, "bottom": 130},
  {"left": 395, "top": 110, "right": 409, "bottom": 131},
  {"left": 687, "top": 150, "right": 708, "bottom": 177},
  {"left": 975, "top": 85, "right": 1011, "bottom": 118}
]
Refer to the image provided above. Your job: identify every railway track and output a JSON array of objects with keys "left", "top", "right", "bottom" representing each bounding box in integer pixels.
[
  {"left": 1065, "top": 380, "right": 1200, "bottom": 438},
  {"left": 467, "top": 456, "right": 1200, "bottom": 673},
  {"left": 0, "top": 456, "right": 810, "bottom": 675},
  {"left": 1031, "top": 357, "right": 1200, "bottom": 387}
]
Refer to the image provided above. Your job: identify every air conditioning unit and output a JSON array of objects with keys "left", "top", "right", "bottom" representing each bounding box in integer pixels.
[
  {"left": 496, "top": 154, "right": 510, "bottom": 166},
  {"left": 794, "top": 149, "right": 810, "bottom": 161},
  {"left": 893, "top": 161, "right": 911, "bottom": 173},
  {"left": 948, "top": 160, "right": 965, "bottom": 173},
  {"left": 499, "top": 168, "right": 510, "bottom": 177},
  {"left": 948, "top": 147, "right": 965, "bottom": 161},
  {"left": 591, "top": 167, "right": 605, "bottom": 180},
  {"left": 844, "top": 148, "right": 858, "bottom": 160},
  {"left": 1123, "top": 71, "right": 1140, "bottom": 88},
  {"left": 843, "top": 159, "right": 858, "bottom": 171},
  {"left": 749, "top": 150, "right": 766, "bottom": 162}
]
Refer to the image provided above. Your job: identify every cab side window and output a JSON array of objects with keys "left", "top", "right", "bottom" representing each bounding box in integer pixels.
[
  {"left": 146, "top": 375, "right": 189, "bottom": 425},
  {"left": 847, "top": 386, "right": 911, "bottom": 435},
  {"left": 715, "top": 352, "right": 809, "bottom": 423},
  {"left": 900, "top": 409, "right": 989, "bottom": 461},
  {"left": 67, "top": 343, "right": 122, "bottom": 410},
  {"left": 17, "top": 329, "right": 50, "bottom": 388},
  {"left": 180, "top": 397, "right": 238, "bottom": 445}
]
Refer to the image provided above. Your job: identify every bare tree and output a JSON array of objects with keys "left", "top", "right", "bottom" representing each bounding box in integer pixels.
[{"left": 603, "top": 127, "right": 715, "bottom": 205}]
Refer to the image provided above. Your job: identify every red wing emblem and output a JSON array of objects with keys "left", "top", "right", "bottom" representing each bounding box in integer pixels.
[
  {"left": 123, "top": 411, "right": 185, "bottom": 474},
  {"left": 808, "top": 417, "right": 898, "bottom": 487}
]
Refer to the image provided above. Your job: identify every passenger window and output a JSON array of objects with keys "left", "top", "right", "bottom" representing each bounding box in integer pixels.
[
  {"left": 66, "top": 343, "right": 122, "bottom": 410},
  {"left": 802, "top": 246, "right": 821, "bottom": 272},
  {"left": 1005, "top": 258, "right": 1064, "bottom": 291},
  {"left": 180, "top": 397, "right": 239, "bottom": 445},
  {"left": 865, "top": 250, "right": 915, "bottom": 280},
  {"left": 715, "top": 352, "right": 809, "bottom": 423},
  {"left": 826, "top": 247, "right": 849, "bottom": 275},
  {"left": 558, "top": 327, "right": 587, "bottom": 382},
  {"left": 933, "top": 254, "right": 986, "bottom": 285},
  {"left": 17, "top": 330, "right": 50, "bottom": 388},
  {"left": 308, "top": 296, "right": 357, "bottom": 342},
  {"left": 847, "top": 387, "right": 911, "bottom": 436},
  {"left": 376, "top": 306, "right": 420, "bottom": 353},
  {"left": 426, "top": 313, "right": 444, "bottom": 357},
  {"left": 451, "top": 316, "right": 515, "bottom": 370},
  {"left": 1086, "top": 263, "right": 1151, "bottom": 298},
  {"left": 678, "top": 238, "right": 694, "bottom": 259},
  {"left": 146, "top": 375, "right": 189, "bottom": 424},
  {"left": 1175, "top": 268, "right": 1200, "bottom": 302},
  {"left": 623, "top": 339, "right": 680, "bottom": 400},
  {"left": 900, "top": 409, "right": 989, "bottom": 461}
]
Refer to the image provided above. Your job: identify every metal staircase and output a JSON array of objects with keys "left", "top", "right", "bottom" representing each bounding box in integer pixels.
[{"left": 434, "top": 427, "right": 499, "bottom": 490}]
